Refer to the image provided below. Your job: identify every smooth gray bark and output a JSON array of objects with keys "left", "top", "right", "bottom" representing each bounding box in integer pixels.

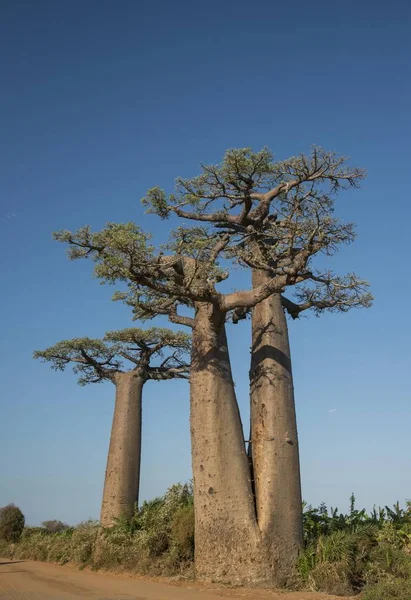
[
  {"left": 190, "top": 302, "right": 268, "bottom": 584},
  {"left": 250, "top": 269, "right": 303, "bottom": 582},
  {"left": 100, "top": 372, "right": 143, "bottom": 527}
]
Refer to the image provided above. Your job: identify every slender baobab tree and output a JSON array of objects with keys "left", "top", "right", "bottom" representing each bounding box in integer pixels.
[
  {"left": 34, "top": 328, "right": 190, "bottom": 527},
  {"left": 53, "top": 146, "right": 371, "bottom": 584},
  {"left": 140, "top": 146, "right": 372, "bottom": 579}
]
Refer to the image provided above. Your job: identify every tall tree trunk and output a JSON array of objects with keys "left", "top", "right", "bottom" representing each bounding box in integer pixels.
[
  {"left": 250, "top": 269, "right": 303, "bottom": 583},
  {"left": 100, "top": 372, "right": 144, "bottom": 527},
  {"left": 190, "top": 302, "right": 269, "bottom": 584}
]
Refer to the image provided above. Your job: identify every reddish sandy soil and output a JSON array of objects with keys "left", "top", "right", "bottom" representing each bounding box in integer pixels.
[{"left": 0, "top": 558, "right": 354, "bottom": 600}]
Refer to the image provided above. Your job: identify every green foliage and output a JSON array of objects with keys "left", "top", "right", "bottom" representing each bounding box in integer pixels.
[
  {"left": 104, "top": 327, "right": 190, "bottom": 354},
  {"left": 34, "top": 327, "right": 190, "bottom": 384},
  {"left": 92, "top": 483, "right": 195, "bottom": 573},
  {"left": 54, "top": 148, "right": 373, "bottom": 329},
  {"left": 104, "top": 327, "right": 191, "bottom": 380},
  {"left": 362, "top": 579, "right": 411, "bottom": 600},
  {"left": 54, "top": 220, "right": 230, "bottom": 317},
  {"left": 42, "top": 520, "right": 70, "bottom": 534},
  {"left": 170, "top": 504, "right": 195, "bottom": 560},
  {"left": 2, "top": 484, "right": 194, "bottom": 577},
  {"left": 141, "top": 146, "right": 372, "bottom": 318},
  {"left": 54, "top": 223, "right": 156, "bottom": 284},
  {"left": 33, "top": 338, "right": 121, "bottom": 385},
  {"left": 6, "top": 489, "right": 410, "bottom": 592},
  {"left": 21, "top": 526, "right": 46, "bottom": 538},
  {"left": 143, "top": 146, "right": 365, "bottom": 220},
  {"left": 7, "top": 522, "right": 98, "bottom": 565},
  {"left": 0, "top": 504, "right": 25, "bottom": 542},
  {"left": 299, "top": 496, "right": 411, "bottom": 596}
]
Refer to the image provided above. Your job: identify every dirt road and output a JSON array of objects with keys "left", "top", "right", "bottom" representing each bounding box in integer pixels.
[{"left": 0, "top": 558, "right": 348, "bottom": 600}]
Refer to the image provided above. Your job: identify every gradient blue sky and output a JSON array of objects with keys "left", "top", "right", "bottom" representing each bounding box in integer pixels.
[{"left": 1, "top": 0, "right": 410, "bottom": 525}]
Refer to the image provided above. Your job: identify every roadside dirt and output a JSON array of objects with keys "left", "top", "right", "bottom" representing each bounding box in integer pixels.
[{"left": 0, "top": 558, "right": 354, "bottom": 599}]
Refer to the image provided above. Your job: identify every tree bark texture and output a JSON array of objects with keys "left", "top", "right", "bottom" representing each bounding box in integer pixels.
[
  {"left": 190, "top": 302, "right": 270, "bottom": 584},
  {"left": 250, "top": 269, "right": 303, "bottom": 583},
  {"left": 100, "top": 372, "right": 143, "bottom": 527}
]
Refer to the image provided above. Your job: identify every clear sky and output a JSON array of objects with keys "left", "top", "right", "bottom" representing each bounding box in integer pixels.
[{"left": 1, "top": 0, "right": 410, "bottom": 526}]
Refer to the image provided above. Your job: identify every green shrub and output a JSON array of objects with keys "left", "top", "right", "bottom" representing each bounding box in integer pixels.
[
  {"left": 307, "top": 561, "right": 353, "bottom": 596},
  {"left": 22, "top": 527, "right": 46, "bottom": 538},
  {"left": 146, "top": 530, "right": 169, "bottom": 557},
  {"left": 69, "top": 522, "right": 99, "bottom": 564},
  {"left": 91, "top": 483, "right": 194, "bottom": 575},
  {"left": 0, "top": 504, "right": 25, "bottom": 542},
  {"left": 0, "top": 538, "right": 11, "bottom": 557},
  {"left": 3, "top": 483, "right": 195, "bottom": 577},
  {"left": 362, "top": 578, "right": 411, "bottom": 600},
  {"left": 298, "top": 497, "right": 411, "bottom": 595},
  {"left": 170, "top": 504, "right": 194, "bottom": 559},
  {"left": 365, "top": 542, "right": 411, "bottom": 583},
  {"left": 6, "top": 487, "right": 411, "bottom": 591},
  {"left": 13, "top": 531, "right": 49, "bottom": 561}
]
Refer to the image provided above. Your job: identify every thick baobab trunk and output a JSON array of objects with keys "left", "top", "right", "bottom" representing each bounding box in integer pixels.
[
  {"left": 190, "top": 302, "right": 268, "bottom": 584},
  {"left": 250, "top": 269, "right": 303, "bottom": 583},
  {"left": 100, "top": 372, "right": 144, "bottom": 527}
]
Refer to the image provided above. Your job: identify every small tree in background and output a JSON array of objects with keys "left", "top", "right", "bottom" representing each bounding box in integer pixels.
[
  {"left": 34, "top": 328, "right": 190, "bottom": 527},
  {"left": 0, "top": 504, "right": 25, "bottom": 542},
  {"left": 42, "top": 520, "right": 70, "bottom": 534}
]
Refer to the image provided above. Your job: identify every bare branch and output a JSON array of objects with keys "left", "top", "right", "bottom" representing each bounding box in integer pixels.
[{"left": 169, "top": 305, "right": 195, "bottom": 328}]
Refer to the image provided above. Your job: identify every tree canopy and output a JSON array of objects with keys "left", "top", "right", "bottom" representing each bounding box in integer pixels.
[
  {"left": 142, "top": 146, "right": 373, "bottom": 320},
  {"left": 53, "top": 146, "right": 372, "bottom": 328},
  {"left": 34, "top": 327, "right": 190, "bottom": 385}
]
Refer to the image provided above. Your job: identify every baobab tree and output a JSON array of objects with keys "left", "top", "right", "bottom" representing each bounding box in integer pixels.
[
  {"left": 141, "top": 146, "right": 373, "bottom": 579},
  {"left": 34, "top": 328, "right": 190, "bottom": 527},
  {"left": 53, "top": 146, "right": 371, "bottom": 584}
]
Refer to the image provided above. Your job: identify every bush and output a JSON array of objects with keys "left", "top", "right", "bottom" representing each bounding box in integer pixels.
[
  {"left": 91, "top": 483, "right": 195, "bottom": 575},
  {"left": 170, "top": 504, "right": 194, "bottom": 560},
  {"left": 0, "top": 504, "right": 25, "bottom": 542},
  {"left": 298, "top": 497, "right": 411, "bottom": 596},
  {"left": 3, "top": 483, "right": 195, "bottom": 577},
  {"left": 362, "top": 579, "right": 411, "bottom": 600},
  {"left": 6, "top": 487, "right": 411, "bottom": 591},
  {"left": 43, "top": 520, "right": 70, "bottom": 534},
  {"left": 22, "top": 527, "right": 46, "bottom": 538},
  {"left": 10, "top": 522, "right": 98, "bottom": 566},
  {"left": 307, "top": 561, "right": 353, "bottom": 596}
]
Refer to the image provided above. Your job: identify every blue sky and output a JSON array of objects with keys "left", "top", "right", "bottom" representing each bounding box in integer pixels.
[{"left": 1, "top": 0, "right": 410, "bottom": 525}]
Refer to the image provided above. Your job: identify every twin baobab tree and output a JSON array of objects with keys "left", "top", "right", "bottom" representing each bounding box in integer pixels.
[
  {"left": 34, "top": 328, "right": 190, "bottom": 527},
  {"left": 53, "top": 146, "right": 372, "bottom": 585}
]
